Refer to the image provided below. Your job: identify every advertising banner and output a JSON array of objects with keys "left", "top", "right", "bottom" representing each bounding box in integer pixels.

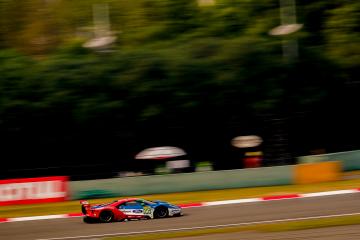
[{"left": 0, "top": 176, "right": 68, "bottom": 206}]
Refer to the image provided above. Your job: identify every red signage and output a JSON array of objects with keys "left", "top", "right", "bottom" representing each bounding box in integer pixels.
[{"left": 0, "top": 176, "right": 68, "bottom": 206}]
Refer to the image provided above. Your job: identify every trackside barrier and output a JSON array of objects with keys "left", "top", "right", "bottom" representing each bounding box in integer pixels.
[
  {"left": 297, "top": 150, "right": 360, "bottom": 171},
  {"left": 70, "top": 166, "right": 293, "bottom": 200}
]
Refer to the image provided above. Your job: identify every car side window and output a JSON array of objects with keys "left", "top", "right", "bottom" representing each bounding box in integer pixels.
[
  {"left": 120, "top": 201, "right": 141, "bottom": 208},
  {"left": 126, "top": 201, "right": 140, "bottom": 207},
  {"left": 136, "top": 200, "right": 146, "bottom": 206}
]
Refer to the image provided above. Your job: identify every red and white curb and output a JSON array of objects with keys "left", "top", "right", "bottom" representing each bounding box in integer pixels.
[
  {"left": 0, "top": 213, "right": 83, "bottom": 223},
  {"left": 1, "top": 188, "right": 359, "bottom": 223},
  {"left": 202, "top": 188, "right": 360, "bottom": 206}
]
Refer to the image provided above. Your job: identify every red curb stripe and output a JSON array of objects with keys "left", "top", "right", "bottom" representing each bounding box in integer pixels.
[
  {"left": 262, "top": 194, "right": 301, "bottom": 201},
  {"left": 67, "top": 213, "right": 83, "bottom": 217},
  {"left": 178, "top": 203, "right": 203, "bottom": 208},
  {"left": 1, "top": 188, "right": 358, "bottom": 223}
]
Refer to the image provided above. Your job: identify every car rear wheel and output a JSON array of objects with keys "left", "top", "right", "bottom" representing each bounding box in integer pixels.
[
  {"left": 99, "top": 211, "right": 114, "bottom": 223},
  {"left": 83, "top": 216, "right": 95, "bottom": 223},
  {"left": 154, "top": 207, "right": 168, "bottom": 218}
]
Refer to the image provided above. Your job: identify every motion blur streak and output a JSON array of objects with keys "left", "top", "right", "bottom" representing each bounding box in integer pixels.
[
  {"left": 1, "top": 194, "right": 358, "bottom": 240},
  {"left": 36, "top": 212, "right": 360, "bottom": 240}
]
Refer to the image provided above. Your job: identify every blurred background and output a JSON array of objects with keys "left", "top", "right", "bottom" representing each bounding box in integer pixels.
[{"left": 0, "top": 0, "right": 359, "bottom": 180}]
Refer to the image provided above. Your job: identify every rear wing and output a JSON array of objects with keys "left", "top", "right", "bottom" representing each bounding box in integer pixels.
[
  {"left": 80, "top": 200, "right": 90, "bottom": 215},
  {"left": 80, "top": 200, "right": 89, "bottom": 205}
]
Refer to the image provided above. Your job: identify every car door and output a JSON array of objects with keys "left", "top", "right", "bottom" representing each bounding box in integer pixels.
[
  {"left": 136, "top": 199, "right": 153, "bottom": 217},
  {"left": 118, "top": 201, "right": 144, "bottom": 218}
]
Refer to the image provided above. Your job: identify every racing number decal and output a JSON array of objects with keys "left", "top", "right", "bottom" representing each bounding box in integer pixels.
[{"left": 143, "top": 206, "right": 151, "bottom": 215}]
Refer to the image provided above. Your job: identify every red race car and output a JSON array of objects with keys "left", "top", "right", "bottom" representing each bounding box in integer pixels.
[{"left": 81, "top": 198, "right": 182, "bottom": 223}]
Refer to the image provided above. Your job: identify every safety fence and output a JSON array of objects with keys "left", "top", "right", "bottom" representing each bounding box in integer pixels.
[{"left": 3, "top": 150, "right": 357, "bottom": 204}]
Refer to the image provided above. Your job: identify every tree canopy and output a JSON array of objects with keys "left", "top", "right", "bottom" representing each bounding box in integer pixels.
[{"left": 0, "top": 0, "right": 359, "bottom": 179}]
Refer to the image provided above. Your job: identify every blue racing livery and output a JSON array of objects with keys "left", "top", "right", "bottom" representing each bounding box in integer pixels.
[
  {"left": 118, "top": 199, "right": 182, "bottom": 219},
  {"left": 81, "top": 198, "right": 182, "bottom": 223}
]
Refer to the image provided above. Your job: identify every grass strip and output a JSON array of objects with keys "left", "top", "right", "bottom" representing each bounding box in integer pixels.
[
  {"left": 0, "top": 178, "right": 359, "bottom": 218},
  {"left": 105, "top": 214, "right": 360, "bottom": 240}
]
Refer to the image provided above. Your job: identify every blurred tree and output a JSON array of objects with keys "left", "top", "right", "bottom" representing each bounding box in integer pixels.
[{"left": 0, "top": 0, "right": 359, "bottom": 178}]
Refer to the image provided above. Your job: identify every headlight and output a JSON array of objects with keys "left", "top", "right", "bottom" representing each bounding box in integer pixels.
[{"left": 169, "top": 205, "right": 180, "bottom": 209}]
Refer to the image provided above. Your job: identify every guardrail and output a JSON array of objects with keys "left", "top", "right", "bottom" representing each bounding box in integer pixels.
[
  {"left": 70, "top": 165, "right": 293, "bottom": 199},
  {"left": 297, "top": 150, "right": 360, "bottom": 171}
]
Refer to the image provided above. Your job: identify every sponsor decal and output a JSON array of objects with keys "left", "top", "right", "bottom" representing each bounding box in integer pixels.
[
  {"left": 0, "top": 176, "right": 68, "bottom": 206},
  {"left": 132, "top": 209, "right": 143, "bottom": 213},
  {"left": 143, "top": 206, "right": 152, "bottom": 215}
]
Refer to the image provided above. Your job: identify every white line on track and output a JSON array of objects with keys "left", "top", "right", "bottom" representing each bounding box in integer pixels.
[
  {"left": 36, "top": 212, "right": 360, "bottom": 240},
  {"left": 9, "top": 214, "right": 67, "bottom": 222},
  {"left": 203, "top": 198, "right": 261, "bottom": 206}
]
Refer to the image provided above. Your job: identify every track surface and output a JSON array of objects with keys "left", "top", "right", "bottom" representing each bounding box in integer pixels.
[
  {"left": 169, "top": 225, "right": 360, "bottom": 240},
  {"left": 0, "top": 194, "right": 359, "bottom": 240}
]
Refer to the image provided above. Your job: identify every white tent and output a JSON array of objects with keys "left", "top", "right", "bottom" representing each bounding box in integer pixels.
[{"left": 135, "top": 146, "right": 186, "bottom": 160}]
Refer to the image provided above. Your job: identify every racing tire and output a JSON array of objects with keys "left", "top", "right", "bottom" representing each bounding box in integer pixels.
[
  {"left": 83, "top": 216, "right": 95, "bottom": 224},
  {"left": 154, "top": 206, "right": 168, "bottom": 219},
  {"left": 99, "top": 211, "right": 114, "bottom": 223}
]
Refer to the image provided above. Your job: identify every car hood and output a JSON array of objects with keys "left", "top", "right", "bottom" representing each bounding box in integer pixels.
[{"left": 152, "top": 200, "right": 180, "bottom": 208}]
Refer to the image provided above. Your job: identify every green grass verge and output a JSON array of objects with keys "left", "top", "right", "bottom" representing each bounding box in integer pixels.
[
  {"left": 1, "top": 178, "right": 359, "bottom": 218},
  {"left": 105, "top": 215, "right": 360, "bottom": 240}
]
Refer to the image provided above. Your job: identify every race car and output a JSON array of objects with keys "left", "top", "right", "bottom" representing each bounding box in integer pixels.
[{"left": 80, "top": 198, "right": 182, "bottom": 223}]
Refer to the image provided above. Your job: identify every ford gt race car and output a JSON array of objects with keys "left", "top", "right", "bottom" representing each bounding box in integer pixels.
[{"left": 81, "top": 198, "right": 182, "bottom": 223}]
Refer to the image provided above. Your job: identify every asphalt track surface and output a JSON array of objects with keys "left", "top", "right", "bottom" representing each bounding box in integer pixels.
[{"left": 0, "top": 194, "right": 359, "bottom": 240}]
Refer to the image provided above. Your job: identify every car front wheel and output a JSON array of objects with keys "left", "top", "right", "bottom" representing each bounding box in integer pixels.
[{"left": 154, "top": 207, "right": 168, "bottom": 218}]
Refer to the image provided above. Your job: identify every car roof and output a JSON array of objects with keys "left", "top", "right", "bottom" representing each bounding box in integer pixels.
[{"left": 111, "top": 198, "right": 140, "bottom": 205}]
